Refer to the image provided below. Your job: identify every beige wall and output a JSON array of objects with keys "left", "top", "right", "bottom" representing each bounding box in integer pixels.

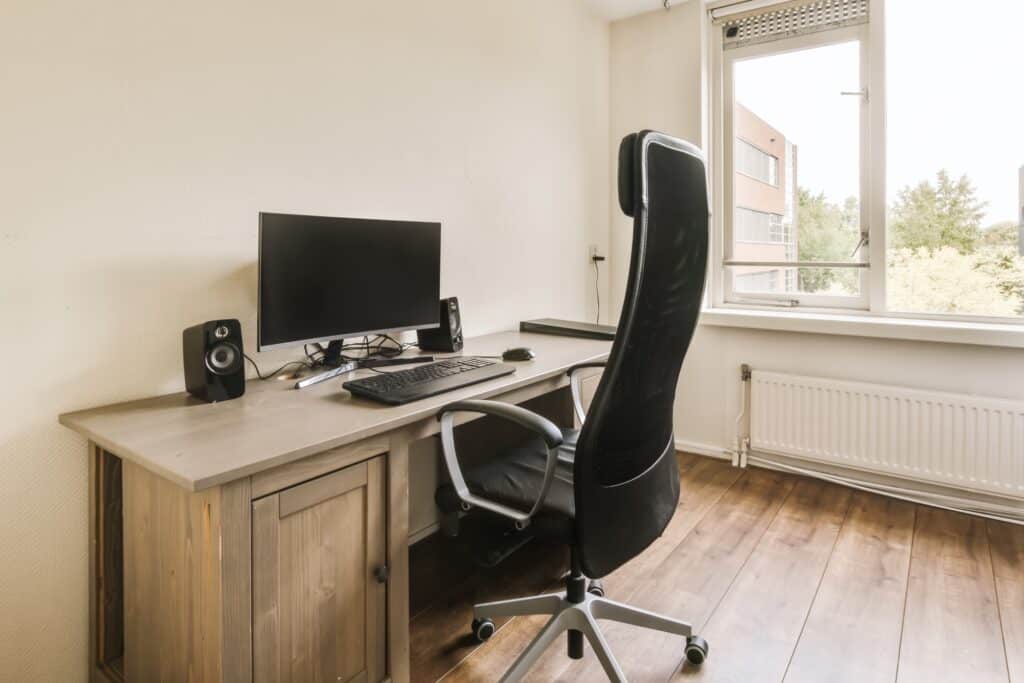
[
  {"left": 608, "top": 0, "right": 707, "bottom": 318},
  {"left": 0, "top": 1, "right": 609, "bottom": 678},
  {"left": 607, "top": 1, "right": 1024, "bottom": 460}
]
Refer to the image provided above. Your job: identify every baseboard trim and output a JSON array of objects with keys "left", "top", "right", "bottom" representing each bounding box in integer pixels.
[
  {"left": 673, "top": 438, "right": 1023, "bottom": 524},
  {"left": 674, "top": 439, "right": 731, "bottom": 461}
]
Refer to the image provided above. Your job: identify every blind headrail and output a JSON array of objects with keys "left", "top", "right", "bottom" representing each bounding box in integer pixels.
[
  {"left": 710, "top": 0, "right": 807, "bottom": 23},
  {"left": 715, "top": 0, "right": 869, "bottom": 49}
]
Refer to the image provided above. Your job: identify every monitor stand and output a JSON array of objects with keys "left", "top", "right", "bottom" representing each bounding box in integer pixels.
[
  {"left": 293, "top": 339, "right": 435, "bottom": 390},
  {"left": 292, "top": 340, "right": 357, "bottom": 390},
  {"left": 320, "top": 339, "right": 348, "bottom": 368}
]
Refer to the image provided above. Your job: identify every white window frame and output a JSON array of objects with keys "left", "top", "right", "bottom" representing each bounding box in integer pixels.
[
  {"left": 715, "top": 21, "right": 875, "bottom": 311},
  {"left": 707, "top": 0, "right": 1024, "bottom": 328}
]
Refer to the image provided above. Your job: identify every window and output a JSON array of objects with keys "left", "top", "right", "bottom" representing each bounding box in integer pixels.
[
  {"left": 735, "top": 207, "right": 789, "bottom": 244},
  {"left": 710, "top": 0, "right": 1024, "bottom": 323},
  {"left": 714, "top": 0, "right": 870, "bottom": 309},
  {"left": 885, "top": 0, "right": 1024, "bottom": 319},
  {"left": 736, "top": 139, "right": 779, "bottom": 186}
]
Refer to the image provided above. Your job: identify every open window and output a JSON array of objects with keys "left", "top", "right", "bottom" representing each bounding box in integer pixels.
[
  {"left": 715, "top": 0, "right": 873, "bottom": 311},
  {"left": 711, "top": 0, "right": 1024, "bottom": 324}
]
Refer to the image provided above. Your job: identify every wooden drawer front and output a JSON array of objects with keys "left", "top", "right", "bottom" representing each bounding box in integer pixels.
[{"left": 253, "top": 457, "right": 387, "bottom": 683}]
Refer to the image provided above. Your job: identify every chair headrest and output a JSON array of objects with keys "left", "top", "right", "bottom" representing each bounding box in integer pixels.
[{"left": 617, "top": 133, "right": 638, "bottom": 217}]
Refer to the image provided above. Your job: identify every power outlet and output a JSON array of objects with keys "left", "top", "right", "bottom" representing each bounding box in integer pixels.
[{"left": 588, "top": 245, "right": 605, "bottom": 262}]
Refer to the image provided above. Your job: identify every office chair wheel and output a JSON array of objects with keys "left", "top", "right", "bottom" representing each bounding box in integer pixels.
[
  {"left": 471, "top": 618, "right": 496, "bottom": 643},
  {"left": 685, "top": 635, "right": 709, "bottom": 666},
  {"left": 587, "top": 579, "right": 605, "bottom": 597}
]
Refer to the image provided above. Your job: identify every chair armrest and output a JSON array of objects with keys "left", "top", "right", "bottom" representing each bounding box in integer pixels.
[
  {"left": 566, "top": 362, "right": 606, "bottom": 425},
  {"left": 437, "top": 399, "right": 564, "bottom": 529}
]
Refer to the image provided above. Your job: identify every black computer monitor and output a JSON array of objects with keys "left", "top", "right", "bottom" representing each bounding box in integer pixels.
[{"left": 258, "top": 212, "right": 441, "bottom": 353}]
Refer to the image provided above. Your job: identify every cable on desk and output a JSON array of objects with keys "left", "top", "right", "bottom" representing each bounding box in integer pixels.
[{"left": 243, "top": 355, "right": 313, "bottom": 381}]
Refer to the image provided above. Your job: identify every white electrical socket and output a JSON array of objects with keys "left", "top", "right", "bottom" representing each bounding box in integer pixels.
[{"left": 588, "top": 244, "right": 599, "bottom": 260}]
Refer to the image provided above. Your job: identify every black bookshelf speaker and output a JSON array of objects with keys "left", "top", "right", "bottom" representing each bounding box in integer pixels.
[
  {"left": 182, "top": 319, "right": 246, "bottom": 402},
  {"left": 417, "top": 297, "right": 463, "bottom": 352}
]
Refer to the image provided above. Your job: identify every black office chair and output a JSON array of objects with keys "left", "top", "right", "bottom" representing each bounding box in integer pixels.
[{"left": 434, "top": 130, "right": 709, "bottom": 682}]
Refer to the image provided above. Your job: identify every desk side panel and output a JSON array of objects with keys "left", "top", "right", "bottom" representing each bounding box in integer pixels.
[
  {"left": 221, "top": 477, "right": 253, "bottom": 683},
  {"left": 122, "top": 461, "right": 224, "bottom": 682}
]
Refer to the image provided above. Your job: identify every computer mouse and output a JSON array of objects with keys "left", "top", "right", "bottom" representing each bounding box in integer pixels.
[{"left": 502, "top": 347, "right": 535, "bottom": 362}]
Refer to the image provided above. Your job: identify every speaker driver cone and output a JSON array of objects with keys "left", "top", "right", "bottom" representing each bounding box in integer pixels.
[{"left": 207, "top": 342, "right": 240, "bottom": 375}]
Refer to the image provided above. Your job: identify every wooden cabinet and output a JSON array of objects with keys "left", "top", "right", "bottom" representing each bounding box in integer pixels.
[
  {"left": 68, "top": 332, "right": 611, "bottom": 683},
  {"left": 252, "top": 457, "right": 387, "bottom": 683}
]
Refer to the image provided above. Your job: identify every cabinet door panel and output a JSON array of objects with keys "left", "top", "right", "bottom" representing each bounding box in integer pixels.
[{"left": 253, "top": 457, "right": 386, "bottom": 683}]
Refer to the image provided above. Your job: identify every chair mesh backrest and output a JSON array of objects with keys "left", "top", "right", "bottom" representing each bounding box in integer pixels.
[{"left": 574, "top": 131, "right": 708, "bottom": 578}]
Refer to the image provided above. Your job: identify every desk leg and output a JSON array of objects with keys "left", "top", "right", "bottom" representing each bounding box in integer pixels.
[{"left": 388, "top": 432, "right": 411, "bottom": 683}]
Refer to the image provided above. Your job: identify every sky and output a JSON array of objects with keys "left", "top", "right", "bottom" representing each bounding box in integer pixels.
[{"left": 733, "top": 0, "right": 1023, "bottom": 228}]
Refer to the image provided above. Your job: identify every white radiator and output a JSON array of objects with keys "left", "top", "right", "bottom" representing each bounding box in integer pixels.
[{"left": 750, "top": 371, "right": 1024, "bottom": 500}]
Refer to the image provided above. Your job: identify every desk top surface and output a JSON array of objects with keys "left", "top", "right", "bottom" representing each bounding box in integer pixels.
[{"left": 59, "top": 330, "right": 611, "bottom": 491}]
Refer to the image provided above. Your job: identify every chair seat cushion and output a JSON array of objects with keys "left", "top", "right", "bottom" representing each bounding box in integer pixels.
[{"left": 436, "top": 428, "right": 578, "bottom": 541}]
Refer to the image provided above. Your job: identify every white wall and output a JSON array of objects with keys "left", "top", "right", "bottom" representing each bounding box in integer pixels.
[
  {"left": 608, "top": 0, "right": 706, "bottom": 315},
  {"left": 677, "top": 327, "right": 1024, "bottom": 456},
  {"left": 0, "top": 1, "right": 609, "bottom": 678},
  {"left": 608, "top": 1, "right": 1024, "bottom": 459}
]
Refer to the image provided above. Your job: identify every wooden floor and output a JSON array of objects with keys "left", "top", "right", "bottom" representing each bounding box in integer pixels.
[{"left": 409, "top": 452, "right": 1024, "bottom": 683}]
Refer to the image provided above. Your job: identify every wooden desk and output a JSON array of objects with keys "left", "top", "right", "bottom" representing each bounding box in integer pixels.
[{"left": 60, "top": 330, "right": 610, "bottom": 683}]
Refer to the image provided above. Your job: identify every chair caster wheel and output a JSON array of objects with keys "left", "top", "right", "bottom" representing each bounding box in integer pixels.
[
  {"left": 587, "top": 580, "right": 605, "bottom": 597},
  {"left": 471, "top": 618, "right": 496, "bottom": 642},
  {"left": 685, "top": 635, "right": 709, "bottom": 666}
]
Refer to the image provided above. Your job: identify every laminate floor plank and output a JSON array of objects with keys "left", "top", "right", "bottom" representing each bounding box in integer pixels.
[
  {"left": 551, "top": 467, "right": 798, "bottom": 683},
  {"left": 415, "top": 455, "right": 1019, "bottom": 683},
  {"left": 440, "top": 454, "right": 754, "bottom": 683},
  {"left": 896, "top": 507, "right": 1008, "bottom": 683},
  {"left": 988, "top": 520, "right": 1024, "bottom": 683},
  {"left": 783, "top": 492, "right": 916, "bottom": 683},
  {"left": 409, "top": 538, "right": 568, "bottom": 683},
  {"left": 674, "top": 479, "right": 853, "bottom": 683},
  {"left": 522, "top": 456, "right": 747, "bottom": 683}
]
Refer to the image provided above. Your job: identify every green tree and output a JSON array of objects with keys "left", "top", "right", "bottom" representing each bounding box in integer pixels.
[
  {"left": 974, "top": 245, "right": 1024, "bottom": 313},
  {"left": 889, "top": 170, "right": 986, "bottom": 253},
  {"left": 889, "top": 246, "right": 1021, "bottom": 316},
  {"left": 979, "top": 220, "right": 1019, "bottom": 249},
  {"left": 796, "top": 188, "right": 859, "bottom": 293}
]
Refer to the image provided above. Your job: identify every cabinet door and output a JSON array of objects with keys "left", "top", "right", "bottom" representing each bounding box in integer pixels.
[{"left": 253, "top": 457, "right": 386, "bottom": 683}]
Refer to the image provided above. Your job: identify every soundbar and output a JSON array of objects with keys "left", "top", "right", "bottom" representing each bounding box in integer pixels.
[{"left": 519, "top": 318, "right": 616, "bottom": 341}]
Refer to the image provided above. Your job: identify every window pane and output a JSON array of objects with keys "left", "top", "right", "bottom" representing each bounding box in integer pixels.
[
  {"left": 731, "top": 266, "right": 861, "bottom": 296},
  {"left": 731, "top": 40, "right": 862, "bottom": 297},
  {"left": 737, "top": 139, "right": 779, "bottom": 186},
  {"left": 886, "top": 0, "right": 1024, "bottom": 318}
]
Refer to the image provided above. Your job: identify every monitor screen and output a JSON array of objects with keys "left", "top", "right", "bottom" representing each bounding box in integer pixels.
[{"left": 258, "top": 213, "right": 441, "bottom": 350}]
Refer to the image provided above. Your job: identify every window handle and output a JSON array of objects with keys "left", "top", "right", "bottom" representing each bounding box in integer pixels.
[
  {"left": 840, "top": 88, "right": 868, "bottom": 101},
  {"left": 850, "top": 232, "right": 869, "bottom": 258}
]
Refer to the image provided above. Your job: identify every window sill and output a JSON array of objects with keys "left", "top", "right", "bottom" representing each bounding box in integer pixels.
[{"left": 700, "top": 307, "right": 1024, "bottom": 349}]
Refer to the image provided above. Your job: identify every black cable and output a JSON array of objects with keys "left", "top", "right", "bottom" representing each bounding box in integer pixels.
[
  {"left": 593, "top": 258, "right": 601, "bottom": 324},
  {"left": 244, "top": 334, "right": 423, "bottom": 382},
  {"left": 243, "top": 354, "right": 312, "bottom": 381}
]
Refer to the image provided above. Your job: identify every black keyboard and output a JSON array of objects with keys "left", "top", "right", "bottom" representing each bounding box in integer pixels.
[{"left": 343, "top": 357, "right": 515, "bottom": 405}]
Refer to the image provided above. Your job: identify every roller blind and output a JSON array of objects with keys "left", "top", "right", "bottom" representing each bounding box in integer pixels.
[{"left": 715, "top": 0, "right": 869, "bottom": 49}]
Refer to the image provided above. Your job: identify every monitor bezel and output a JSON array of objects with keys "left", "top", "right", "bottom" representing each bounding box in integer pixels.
[{"left": 257, "top": 212, "right": 441, "bottom": 352}]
